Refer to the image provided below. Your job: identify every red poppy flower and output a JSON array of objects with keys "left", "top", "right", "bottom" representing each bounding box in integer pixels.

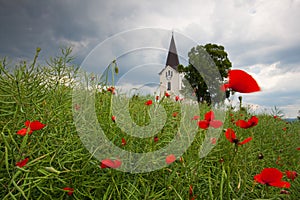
[
  {"left": 221, "top": 69, "right": 260, "bottom": 93},
  {"left": 25, "top": 120, "right": 46, "bottom": 131},
  {"left": 112, "top": 116, "right": 116, "bottom": 122},
  {"left": 74, "top": 104, "right": 80, "bottom": 111},
  {"left": 175, "top": 96, "right": 180, "bottom": 101},
  {"left": 297, "top": 147, "right": 300, "bottom": 150},
  {"left": 154, "top": 136, "right": 159, "bottom": 142},
  {"left": 282, "top": 127, "right": 287, "bottom": 131},
  {"left": 166, "top": 154, "right": 176, "bottom": 164},
  {"left": 210, "top": 137, "right": 217, "bottom": 145},
  {"left": 197, "top": 111, "right": 223, "bottom": 129},
  {"left": 235, "top": 116, "right": 258, "bottom": 129},
  {"left": 280, "top": 190, "right": 290, "bottom": 195},
  {"left": 16, "top": 157, "right": 29, "bottom": 168},
  {"left": 165, "top": 92, "right": 170, "bottom": 97},
  {"left": 192, "top": 116, "right": 200, "bottom": 120},
  {"left": 172, "top": 112, "right": 178, "bottom": 117},
  {"left": 254, "top": 168, "right": 290, "bottom": 188},
  {"left": 179, "top": 156, "right": 184, "bottom": 163},
  {"left": 121, "top": 138, "right": 126, "bottom": 146},
  {"left": 107, "top": 86, "right": 115, "bottom": 94},
  {"left": 101, "top": 159, "right": 122, "bottom": 169},
  {"left": 145, "top": 100, "right": 153, "bottom": 106},
  {"left": 16, "top": 128, "right": 33, "bottom": 136},
  {"left": 285, "top": 171, "right": 297, "bottom": 181},
  {"left": 224, "top": 128, "right": 252, "bottom": 145},
  {"left": 63, "top": 187, "right": 74, "bottom": 196},
  {"left": 155, "top": 96, "right": 159, "bottom": 101},
  {"left": 189, "top": 185, "right": 193, "bottom": 196}
]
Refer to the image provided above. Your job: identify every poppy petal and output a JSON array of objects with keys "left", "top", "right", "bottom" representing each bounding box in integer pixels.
[
  {"left": 192, "top": 116, "right": 200, "bottom": 120},
  {"left": 239, "top": 137, "right": 252, "bottom": 145},
  {"left": 204, "top": 111, "right": 214, "bottom": 121},
  {"left": 225, "top": 128, "right": 236, "bottom": 143},
  {"left": 16, "top": 157, "right": 29, "bottom": 168},
  {"left": 209, "top": 120, "right": 223, "bottom": 128},
  {"left": 235, "top": 120, "right": 250, "bottom": 128},
  {"left": 260, "top": 168, "right": 283, "bottom": 183},
  {"left": 269, "top": 181, "right": 291, "bottom": 188},
  {"left": 25, "top": 120, "right": 46, "bottom": 131},
  {"left": 197, "top": 120, "right": 209, "bottom": 129},
  {"left": 16, "top": 128, "right": 32, "bottom": 136},
  {"left": 166, "top": 154, "right": 176, "bottom": 164},
  {"left": 101, "top": 159, "right": 122, "bottom": 169},
  {"left": 145, "top": 100, "right": 153, "bottom": 105},
  {"left": 121, "top": 138, "right": 126, "bottom": 146},
  {"left": 248, "top": 116, "right": 259, "bottom": 126},
  {"left": 227, "top": 70, "right": 260, "bottom": 93}
]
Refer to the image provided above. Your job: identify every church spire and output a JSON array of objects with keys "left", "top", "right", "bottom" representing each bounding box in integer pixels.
[{"left": 165, "top": 32, "right": 179, "bottom": 70}]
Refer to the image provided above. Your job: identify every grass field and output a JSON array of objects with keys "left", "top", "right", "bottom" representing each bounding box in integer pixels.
[{"left": 0, "top": 49, "right": 299, "bottom": 199}]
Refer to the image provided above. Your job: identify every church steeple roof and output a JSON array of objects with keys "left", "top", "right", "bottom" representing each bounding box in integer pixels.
[{"left": 165, "top": 33, "right": 179, "bottom": 70}]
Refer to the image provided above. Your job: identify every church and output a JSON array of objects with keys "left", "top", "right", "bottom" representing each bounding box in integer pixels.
[{"left": 159, "top": 34, "right": 184, "bottom": 97}]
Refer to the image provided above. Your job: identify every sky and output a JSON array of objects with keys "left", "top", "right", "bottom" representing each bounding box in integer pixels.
[{"left": 0, "top": 0, "right": 299, "bottom": 118}]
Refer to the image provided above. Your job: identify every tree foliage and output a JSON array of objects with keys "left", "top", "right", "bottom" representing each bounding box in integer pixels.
[{"left": 178, "top": 43, "right": 232, "bottom": 104}]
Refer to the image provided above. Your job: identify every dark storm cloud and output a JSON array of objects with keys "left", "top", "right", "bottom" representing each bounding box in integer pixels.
[{"left": 0, "top": 0, "right": 113, "bottom": 63}]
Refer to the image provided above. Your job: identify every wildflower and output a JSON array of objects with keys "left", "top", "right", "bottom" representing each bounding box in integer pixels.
[
  {"left": 100, "top": 159, "right": 122, "bottom": 169},
  {"left": 197, "top": 111, "right": 223, "bottom": 129},
  {"left": 179, "top": 156, "right": 184, "bottom": 163},
  {"left": 225, "top": 128, "right": 252, "bottom": 145},
  {"left": 121, "top": 138, "right": 126, "bottom": 146},
  {"left": 254, "top": 168, "right": 290, "bottom": 188},
  {"left": 166, "top": 154, "right": 176, "bottom": 164},
  {"left": 192, "top": 116, "right": 200, "bottom": 120},
  {"left": 189, "top": 184, "right": 193, "bottom": 196},
  {"left": 221, "top": 69, "right": 260, "bottom": 93},
  {"left": 235, "top": 116, "right": 258, "bottom": 129},
  {"left": 165, "top": 92, "right": 170, "bottom": 97},
  {"left": 155, "top": 95, "right": 159, "bottom": 101},
  {"left": 297, "top": 147, "right": 300, "bottom": 150},
  {"left": 282, "top": 127, "right": 287, "bottom": 131},
  {"left": 112, "top": 116, "right": 116, "bottom": 122},
  {"left": 175, "top": 96, "right": 180, "bottom": 101},
  {"left": 16, "top": 128, "right": 33, "bottom": 136},
  {"left": 280, "top": 190, "right": 290, "bottom": 194},
  {"left": 16, "top": 157, "right": 29, "bottom": 168},
  {"left": 172, "top": 112, "right": 178, "bottom": 117},
  {"left": 285, "top": 171, "right": 297, "bottom": 181},
  {"left": 63, "top": 187, "right": 74, "bottom": 196},
  {"left": 145, "top": 100, "right": 153, "bottom": 106},
  {"left": 219, "top": 157, "right": 224, "bottom": 163},
  {"left": 74, "top": 104, "right": 80, "bottom": 111},
  {"left": 210, "top": 137, "right": 217, "bottom": 145},
  {"left": 107, "top": 86, "right": 115, "bottom": 94},
  {"left": 154, "top": 136, "right": 159, "bottom": 142},
  {"left": 24, "top": 120, "right": 46, "bottom": 131}
]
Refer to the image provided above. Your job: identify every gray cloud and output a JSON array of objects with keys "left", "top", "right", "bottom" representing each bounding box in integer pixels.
[{"left": 0, "top": 0, "right": 299, "bottom": 117}]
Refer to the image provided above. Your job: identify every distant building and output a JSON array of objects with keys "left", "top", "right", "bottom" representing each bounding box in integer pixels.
[{"left": 159, "top": 33, "right": 184, "bottom": 97}]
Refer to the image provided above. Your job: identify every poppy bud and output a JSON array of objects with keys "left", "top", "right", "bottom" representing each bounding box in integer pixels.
[
  {"left": 219, "top": 157, "right": 224, "bottom": 163},
  {"left": 114, "top": 66, "right": 119, "bottom": 74}
]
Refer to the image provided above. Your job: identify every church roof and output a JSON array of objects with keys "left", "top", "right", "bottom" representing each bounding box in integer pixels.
[{"left": 165, "top": 33, "right": 179, "bottom": 70}]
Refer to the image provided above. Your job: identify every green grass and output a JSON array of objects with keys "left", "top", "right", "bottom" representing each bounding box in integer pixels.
[{"left": 0, "top": 49, "right": 299, "bottom": 199}]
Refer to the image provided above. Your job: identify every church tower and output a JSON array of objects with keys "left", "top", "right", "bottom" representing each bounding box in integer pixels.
[{"left": 159, "top": 33, "right": 184, "bottom": 97}]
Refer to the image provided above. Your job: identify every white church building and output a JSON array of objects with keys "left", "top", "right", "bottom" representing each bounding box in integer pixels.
[{"left": 159, "top": 34, "right": 184, "bottom": 97}]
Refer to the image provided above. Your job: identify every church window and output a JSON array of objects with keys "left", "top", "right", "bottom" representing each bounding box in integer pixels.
[{"left": 167, "top": 82, "right": 171, "bottom": 90}]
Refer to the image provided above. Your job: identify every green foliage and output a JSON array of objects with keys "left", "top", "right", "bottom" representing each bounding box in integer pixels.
[
  {"left": 180, "top": 43, "right": 232, "bottom": 104},
  {"left": 0, "top": 49, "right": 299, "bottom": 199}
]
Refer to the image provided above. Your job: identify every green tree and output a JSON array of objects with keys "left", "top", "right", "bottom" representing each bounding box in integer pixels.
[{"left": 178, "top": 43, "right": 232, "bottom": 104}]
